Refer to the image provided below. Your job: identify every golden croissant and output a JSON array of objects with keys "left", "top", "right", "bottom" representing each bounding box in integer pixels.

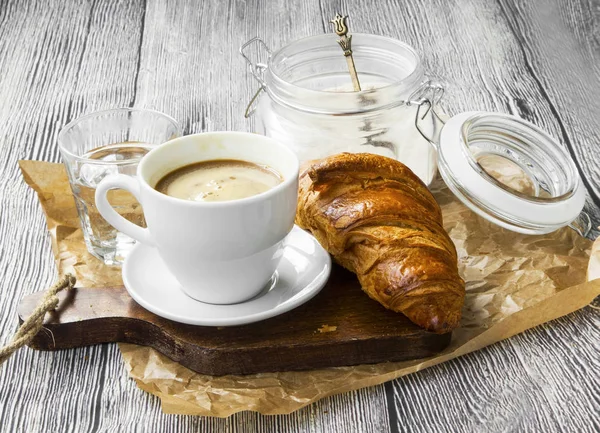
[{"left": 296, "top": 153, "right": 465, "bottom": 333}]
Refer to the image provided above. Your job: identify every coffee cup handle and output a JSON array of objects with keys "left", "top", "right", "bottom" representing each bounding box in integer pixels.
[{"left": 95, "top": 174, "right": 155, "bottom": 246}]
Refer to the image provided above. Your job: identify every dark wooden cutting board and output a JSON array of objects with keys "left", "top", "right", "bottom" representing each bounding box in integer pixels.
[{"left": 18, "top": 265, "right": 451, "bottom": 375}]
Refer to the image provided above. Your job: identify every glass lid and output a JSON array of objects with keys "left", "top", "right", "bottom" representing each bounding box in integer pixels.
[{"left": 437, "top": 111, "right": 586, "bottom": 235}]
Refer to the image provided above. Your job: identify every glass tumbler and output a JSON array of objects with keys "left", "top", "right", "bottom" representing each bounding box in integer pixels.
[{"left": 58, "top": 108, "right": 181, "bottom": 265}]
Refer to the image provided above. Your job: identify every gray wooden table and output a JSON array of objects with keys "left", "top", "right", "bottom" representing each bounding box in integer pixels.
[{"left": 1, "top": 0, "right": 599, "bottom": 431}]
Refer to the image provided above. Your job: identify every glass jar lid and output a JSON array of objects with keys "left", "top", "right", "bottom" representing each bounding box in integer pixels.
[{"left": 437, "top": 111, "right": 586, "bottom": 234}]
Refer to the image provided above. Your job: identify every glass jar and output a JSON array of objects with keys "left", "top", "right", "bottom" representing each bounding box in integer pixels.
[{"left": 241, "top": 34, "right": 441, "bottom": 185}]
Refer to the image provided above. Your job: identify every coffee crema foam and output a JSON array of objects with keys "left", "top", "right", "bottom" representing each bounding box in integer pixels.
[{"left": 155, "top": 159, "right": 283, "bottom": 202}]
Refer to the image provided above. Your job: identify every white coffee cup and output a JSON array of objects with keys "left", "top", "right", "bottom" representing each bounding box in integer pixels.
[{"left": 95, "top": 132, "right": 299, "bottom": 304}]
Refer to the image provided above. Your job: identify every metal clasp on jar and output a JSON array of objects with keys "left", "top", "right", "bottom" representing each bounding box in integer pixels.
[
  {"left": 240, "top": 37, "right": 272, "bottom": 118},
  {"left": 406, "top": 81, "right": 447, "bottom": 150}
]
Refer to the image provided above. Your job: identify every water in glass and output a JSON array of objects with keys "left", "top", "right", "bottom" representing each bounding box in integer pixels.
[
  {"left": 70, "top": 142, "right": 151, "bottom": 265},
  {"left": 58, "top": 107, "right": 180, "bottom": 265}
]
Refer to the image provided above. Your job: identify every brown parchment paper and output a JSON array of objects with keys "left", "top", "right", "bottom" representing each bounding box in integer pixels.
[
  {"left": 588, "top": 227, "right": 600, "bottom": 281},
  {"left": 19, "top": 160, "right": 600, "bottom": 417}
]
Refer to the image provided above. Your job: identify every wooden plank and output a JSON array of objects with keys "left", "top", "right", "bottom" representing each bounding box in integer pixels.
[
  {"left": 0, "top": 1, "right": 147, "bottom": 433},
  {"left": 372, "top": 0, "right": 600, "bottom": 430},
  {"left": 18, "top": 281, "right": 451, "bottom": 375},
  {"left": 0, "top": 0, "right": 599, "bottom": 431},
  {"left": 386, "top": 307, "right": 600, "bottom": 432},
  {"left": 497, "top": 0, "right": 600, "bottom": 238}
]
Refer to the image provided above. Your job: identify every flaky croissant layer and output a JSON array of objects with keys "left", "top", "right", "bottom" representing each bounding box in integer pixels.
[{"left": 296, "top": 153, "right": 465, "bottom": 334}]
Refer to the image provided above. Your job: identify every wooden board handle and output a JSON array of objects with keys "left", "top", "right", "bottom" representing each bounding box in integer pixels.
[{"left": 18, "top": 269, "right": 451, "bottom": 375}]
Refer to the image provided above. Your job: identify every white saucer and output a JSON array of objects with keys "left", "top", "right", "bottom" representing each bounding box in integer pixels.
[{"left": 122, "top": 226, "right": 331, "bottom": 326}]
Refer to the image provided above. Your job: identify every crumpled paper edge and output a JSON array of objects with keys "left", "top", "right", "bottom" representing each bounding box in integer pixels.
[{"left": 119, "top": 278, "right": 600, "bottom": 416}]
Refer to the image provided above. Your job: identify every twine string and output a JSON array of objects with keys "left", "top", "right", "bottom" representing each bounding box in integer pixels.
[{"left": 0, "top": 274, "right": 75, "bottom": 365}]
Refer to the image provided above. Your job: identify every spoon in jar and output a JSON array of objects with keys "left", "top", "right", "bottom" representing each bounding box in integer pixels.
[{"left": 329, "top": 13, "right": 361, "bottom": 92}]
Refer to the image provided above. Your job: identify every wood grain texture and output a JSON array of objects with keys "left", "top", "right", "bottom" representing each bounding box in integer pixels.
[
  {"left": 18, "top": 278, "right": 451, "bottom": 375},
  {"left": 0, "top": 0, "right": 598, "bottom": 431},
  {"left": 366, "top": 1, "right": 600, "bottom": 431}
]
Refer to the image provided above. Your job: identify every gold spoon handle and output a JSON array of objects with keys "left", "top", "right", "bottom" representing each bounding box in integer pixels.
[{"left": 330, "top": 14, "right": 361, "bottom": 92}]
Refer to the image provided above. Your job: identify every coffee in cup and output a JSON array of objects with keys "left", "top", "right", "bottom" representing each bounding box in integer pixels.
[{"left": 154, "top": 159, "right": 283, "bottom": 202}]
